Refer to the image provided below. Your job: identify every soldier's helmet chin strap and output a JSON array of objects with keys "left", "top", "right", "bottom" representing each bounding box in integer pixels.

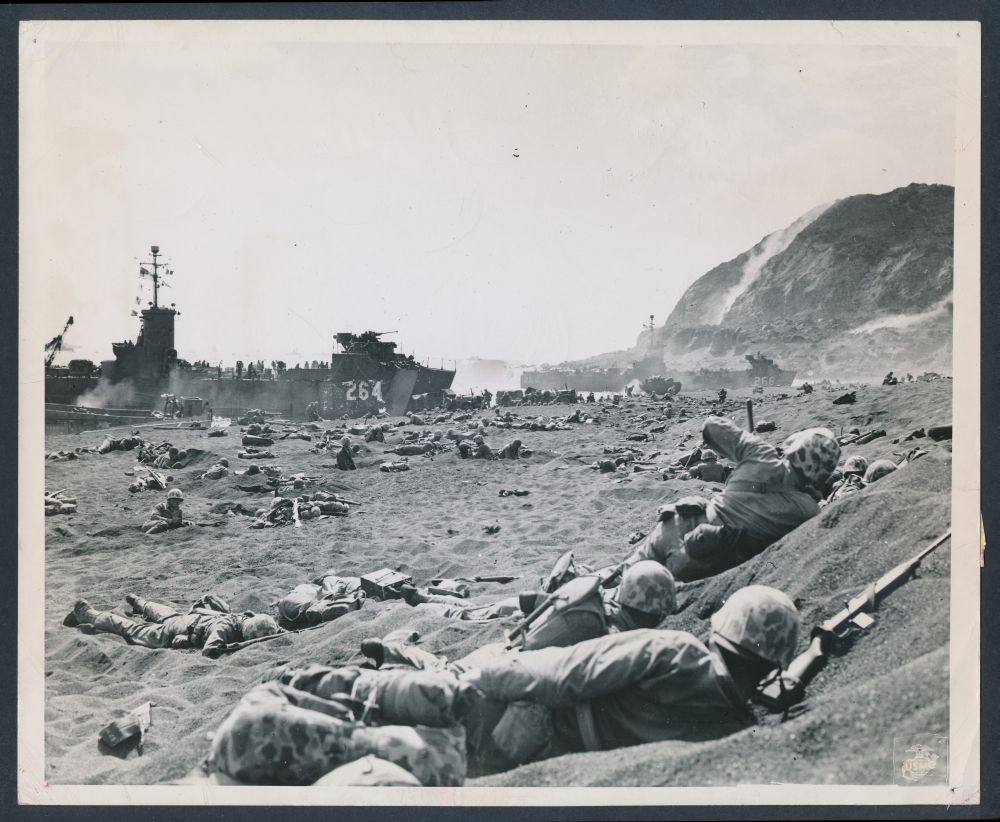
[{"left": 711, "top": 632, "right": 790, "bottom": 720}]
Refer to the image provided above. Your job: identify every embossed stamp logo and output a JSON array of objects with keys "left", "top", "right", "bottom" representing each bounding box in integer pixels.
[{"left": 893, "top": 734, "right": 948, "bottom": 784}]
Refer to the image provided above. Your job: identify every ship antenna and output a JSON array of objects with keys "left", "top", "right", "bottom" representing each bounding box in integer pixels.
[{"left": 140, "top": 245, "right": 172, "bottom": 309}]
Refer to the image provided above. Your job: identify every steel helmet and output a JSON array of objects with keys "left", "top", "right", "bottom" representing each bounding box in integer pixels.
[
  {"left": 473, "top": 435, "right": 484, "bottom": 444},
  {"left": 864, "top": 458, "right": 898, "bottom": 483},
  {"left": 176, "top": 450, "right": 188, "bottom": 460},
  {"left": 241, "top": 614, "right": 280, "bottom": 640},
  {"left": 842, "top": 455, "right": 869, "bottom": 476},
  {"left": 166, "top": 488, "right": 184, "bottom": 501},
  {"left": 219, "top": 458, "right": 230, "bottom": 468},
  {"left": 710, "top": 585, "right": 800, "bottom": 669},
  {"left": 168, "top": 447, "right": 179, "bottom": 457},
  {"left": 341, "top": 436, "right": 351, "bottom": 447},
  {"left": 701, "top": 448, "right": 718, "bottom": 462},
  {"left": 617, "top": 561, "right": 677, "bottom": 617},
  {"left": 781, "top": 428, "right": 840, "bottom": 485}
]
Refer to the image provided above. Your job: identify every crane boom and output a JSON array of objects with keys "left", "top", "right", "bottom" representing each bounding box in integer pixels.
[{"left": 44, "top": 316, "right": 74, "bottom": 368}]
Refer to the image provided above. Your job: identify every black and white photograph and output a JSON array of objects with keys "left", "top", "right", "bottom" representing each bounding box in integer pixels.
[{"left": 18, "top": 16, "right": 980, "bottom": 806}]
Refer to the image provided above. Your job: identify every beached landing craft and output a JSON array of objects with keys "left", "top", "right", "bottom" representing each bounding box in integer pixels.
[
  {"left": 521, "top": 351, "right": 795, "bottom": 394},
  {"left": 44, "top": 247, "right": 455, "bottom": 432}
]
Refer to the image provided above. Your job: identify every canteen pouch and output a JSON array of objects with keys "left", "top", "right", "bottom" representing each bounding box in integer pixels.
[{"left": 490, "top": 701, "right": 553, "bottom": 763}]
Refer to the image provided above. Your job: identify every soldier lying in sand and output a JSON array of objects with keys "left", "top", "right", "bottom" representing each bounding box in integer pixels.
[
  {"left": 97, "top": 435, "right": 145, "bottom": 454},
  {"left": 64, "top": 593, "right": 282, "bottom": 658},
  {"left": 626, "top": 416, "right": 839, "bottom": 582},
  {"left": 277, "top": 571, "right": 366, "bottom": 626},
  {"left": 820, "top": 455, "right": 868, "bottom": 507},
  {"left": 204, "top": 585, "right": 798, "bottom": 783}
]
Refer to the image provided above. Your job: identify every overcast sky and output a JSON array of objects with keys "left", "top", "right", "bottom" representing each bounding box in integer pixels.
[{"left": 23, "top": 22, "right": 959, "bottom": 367}]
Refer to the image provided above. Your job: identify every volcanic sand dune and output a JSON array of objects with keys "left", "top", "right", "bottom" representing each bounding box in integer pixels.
[{"left": 41, "top": 381, "right": 952, "bottom": 786}]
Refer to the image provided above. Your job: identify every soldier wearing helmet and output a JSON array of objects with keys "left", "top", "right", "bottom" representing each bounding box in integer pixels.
[
  {"left": 682, "top": 448, "right": 731, "bottom": 483},
  {"left": 627, "top": 416, "right": 838, "bottom": 582},
  {"left": 497, "top": 438, "right": 523, "bottom": 460},
  {"left": 396, "top": 560, "right": 676, "bottom": 634},
  {"left": 141, "top": 488, "right": 193, "bottom": 534},
  {"left": 153, "top": 446, "right": 180, "bottom": 468},
  {"left": 64, "top": 592, "right": 283, "bottom": 658},
  {"left": 820, "top": 455, "right": 870, "bottom": 507},
  {"left": 336, "top": 436, "right": 357, "bottom": 471},
  {"left": 239, "top": 584, "right": 799, "bottom": 781},
  {"left": 471, "top": 435, "right": 495, "bottom": 460},
  {"left": 201, "top": 458, "right": 231, "bottom": 480},
  {"left": 863, "top": 458, "right": 898, "bottom": 483},
  {"left": 606, "top": 561, "right": 677, "bottom": 631}
]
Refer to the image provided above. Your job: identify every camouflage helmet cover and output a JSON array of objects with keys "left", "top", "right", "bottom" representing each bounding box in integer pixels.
[
  {"left": 312, "top": 755, "right": 421, "bottom": 787},
  {"left": 710, "top": 585, "right": 800, "bottom": 669},
  {"left": 781, "top": 428, "right": 840, "bottom": 485},
  {"left": 864, "top": 458, "right": 898, "bottom": 483},
  {"left": 842, "top": 455, "right": 869, "bottom": 476},
  {"left": 166, "top": 488, "right": 184, "bottom": 501},
  {"left": 617, "top": 560, "right": 677, "bottom": 616},
  {"left": 700, "top": 448, "right": 718, "bottom": 462}
]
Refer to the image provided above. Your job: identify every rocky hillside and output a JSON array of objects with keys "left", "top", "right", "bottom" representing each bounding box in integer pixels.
[{"left": 605, "top": 183, "right": 954, "bottom": 381}]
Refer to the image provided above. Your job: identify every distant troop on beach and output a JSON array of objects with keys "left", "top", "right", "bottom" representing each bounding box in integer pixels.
[{"left": 54, "top": 382, "right": 947, "bottom": 786}]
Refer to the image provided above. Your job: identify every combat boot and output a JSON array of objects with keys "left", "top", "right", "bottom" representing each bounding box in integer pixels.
[{"left": 63, "top": 598, "right": 100, "bottom": 629}]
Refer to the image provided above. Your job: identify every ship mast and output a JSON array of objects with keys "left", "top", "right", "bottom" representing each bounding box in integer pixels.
[
  {"left": 139, "top": 245, "right": 172, "bottom": 309},
  {"left": 646, "top": 314, "right": 655, "bottom": 350}
]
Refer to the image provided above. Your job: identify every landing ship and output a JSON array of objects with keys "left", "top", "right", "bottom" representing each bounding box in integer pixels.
[{"left": 44, "top": 247, "right": 455, "bottom": 430}]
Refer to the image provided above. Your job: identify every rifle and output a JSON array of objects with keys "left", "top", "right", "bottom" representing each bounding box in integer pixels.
[
  {"left": 215, "top": 621, "right": 326, "bottom": 655},
  {"left": 746, "top": 399, "right": 755, "bottom": 433},
  {"left": 755, "top": 530, "right": 950, "bottom": 712}
]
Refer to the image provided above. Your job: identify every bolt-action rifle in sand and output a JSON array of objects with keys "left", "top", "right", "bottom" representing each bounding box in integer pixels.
[{"left": 755, "top": 530, "right": 950, "bottom": 712}]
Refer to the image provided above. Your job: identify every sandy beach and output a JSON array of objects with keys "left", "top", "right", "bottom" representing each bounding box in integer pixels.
[{"left": 42, "top": 381, "right": 952, "bottom": 787}]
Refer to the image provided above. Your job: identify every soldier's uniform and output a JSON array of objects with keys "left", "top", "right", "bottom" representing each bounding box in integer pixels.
[
  {"left": 336, "top": 439, "right": 357, "bottom": 471},
  {"left": 408, "top": 561, "right": 675, "bottom": 635},
  {"left": 627, "top": 417, "right": 836, "bottom": 581},
  {"left": 498, "top": 439, "right": 523, "bottom": 459},
  {"left": 207, "top": 679, "right": 467, "bottom": 785},
  {"left": 204, "top": 581, "right": 796, "bottom": 784},
  {"left": 66, "top": 596, "right": 275, "bottom": 658},
  {"left": 200, "top": 462, "right": 229, "bottom": 480},
  {"left": 821, "top": 456, "right": 869, "bottom": 507},
  {"left": 98, "top": 435, "right": 145, "bottom": 454},
  {"left": 278, "top": 573, "right": 364, "bottom": 626},
  {"left": 142, "top": 499, "right": 187, "bottom": 532},
  {"left": 684, "top": 449, "right": 730, "bottom": 483}
]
